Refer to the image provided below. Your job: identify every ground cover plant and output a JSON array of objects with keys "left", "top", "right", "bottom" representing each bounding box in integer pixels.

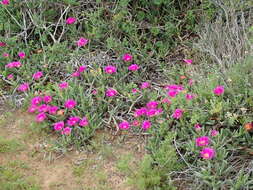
[{"left": 0, "top": 0, "right": 253, "bottom": 189}]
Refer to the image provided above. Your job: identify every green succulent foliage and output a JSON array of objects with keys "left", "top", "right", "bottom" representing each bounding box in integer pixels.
[{"left": 0, "top": 0, "right": 252, "bottom": 189}]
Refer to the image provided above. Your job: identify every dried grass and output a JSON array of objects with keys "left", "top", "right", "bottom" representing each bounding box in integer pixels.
[{"left": 195, "top": 0, "right": 252, "bottom": 69}]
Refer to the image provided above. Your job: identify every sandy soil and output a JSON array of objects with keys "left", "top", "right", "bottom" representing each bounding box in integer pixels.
[{"left": 0, "top": 110, "right": 145, "bottom": 190}]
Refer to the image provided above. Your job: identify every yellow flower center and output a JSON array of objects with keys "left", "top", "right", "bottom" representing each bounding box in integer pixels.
[{"left": 200, "top": 140, "right": 205, "bottom": 145}]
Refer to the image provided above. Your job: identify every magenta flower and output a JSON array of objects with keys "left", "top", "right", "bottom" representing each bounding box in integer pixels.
[
  {"left": 31, "top": 96, "right": 42, "bottom": 105},
  {"left": 140, "top": 82, "right": 150, "bottom": 89},
  {"left": 61, "top": 127, "right": 72, "bottom": 135},
  {"left": 131, "top": 120, "right": 140, "bottom": 127},
  {"left": 142, "top": 120, "right": 151, "bottom": 130},
  {"left": 167, "top": 90, "right": 178, "bottom": 98},
  {"left": 188, "top": 79, "right": 194, "bottom": 86},
  {"left": 183, "top": 59, "right": 193, "bottom": 65},
  {"left": 53, "top": 121, "right": 64, "bottom": 131},
  {"left": 146, "top": 108, "right": 157, "bottom": 117},
  {"left": 185, "top": 93, "right": 195, "bottom": 100},
  {"left": 33, "top": 71, "right": 43, "bottom": 80},
  {"left": 6, "top": 61, "right": 22, "bottom": 68},
  {"left": 104, "top": 65, "right": 117, "bottom": 74},
  {"left": 43, "top": 96, "right": 52, "bottom": 103},
  {"left": 79, "top": 117, "right": 89, "bottom": 127},
  {"left": 1, "top": 0, "right": 9, "bottom": 5},
  {"left": 128, "top": 64, "right": 139, "bottom": 71},
  {"left": 165, "top": 84, "right": 184, "bottom": 91},
  {"left": 71, "top": 71, "right": 80, "bottom": 77},
  {"left": 146, "top": 108, "right": 163, "bottom": 117},
  {"left": 194, "top": 123, "right": 202, "bottom": 131},
  {"left": 13, "top": 61, "right": 22, "bottom": 67},
  {"left": 77, "top": 37, "right": 88, "bottom": 47},
  {"left": 166, "top": 85, "right": 177, "bottom": 90},
  {"left": 119, "top": 121, "right": 130, "bottom": 130},
  {"left": 18, "top": 83, "right": 29, "bottom": 92},
  {"left": 131, "top": 88, "right": 138, "bottom": 94},
  {"left": 172, "top": 109, "right": 183, "bottom": 119},
  {"left": 213, "top": 85, "right": 224, "bottom": 96},
  {"left": 64, "top": 99, "right": 77, "bottom": 109},
  {"left": 106, "top": 88, "right": 118, "bottom": 97},
  {"left": 48, "top": 106, "right": 59, "bottom": 115},
  {"left": 36, "top": 113, "right": 47, "bottom": 122},
  {"left": 7, "top": 74, "right": 13, "bottom": 80},
  {"left": 67, "top": 116, "right": 80, "bottom": 126},
  {"left": 28, "top": 105, "right": 37, "bottom": 113},
  {"left": 92, "top": 89, "right": 97, "bottom": 95},
  {"left": 78, "top": 65, "right": 87, "bottom": 72},
  {"left": 166, "top": 85, "right": 184, "bottom": 98},
  {"left": 161, "top": 98, "right": 172, "bottom": 105},
  {"left": 3, "top": 52, "right": 9, "bottom": 57},
  {"left": 134, "top": 107, "right": 147, "bottom": 117},
  {"left": 18, "top": 52, "right": 26, "bottom": 59},
  {"left": 211, "top": 130, "right": 219, "bottom": 137},
  {"left": 146, "top": 101, "right": 159, "bottom": 109},
  {"left": 200, "top": 147, "right": 215, "bottom": 159},
  {"left": 196, "top": 136, "right": 210, "bottom": 147},
  {"left": 122, "top": 53, "right": 133, "bottom": 62},
  {"left": 155, "top": 108, "right": 163, "bottom": 115},
  {"left": 59, "top": 82, "right": 68, "bottom": 90},
  {"left": 0, "top": 42, "right": 6, "bottom": 46},
  {"left": 38, "top": 104, "right": 49, "bottom": 112},
  {"left": 66, "top": 17, "right": 76, "bottom": 24}
]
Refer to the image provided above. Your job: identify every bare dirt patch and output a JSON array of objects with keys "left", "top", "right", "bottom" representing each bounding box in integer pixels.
[{"left": 0, "top": 110, "right": 145, "bottom": 190}]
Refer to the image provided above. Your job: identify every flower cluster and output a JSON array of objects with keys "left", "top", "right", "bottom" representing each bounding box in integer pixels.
[
  {"left": 115, "top": 81, "right": 225, "bottom": 137},
  {"left": 195, "top": 129, "right": 218, "bottom": 159},
  {"left": 118, "top": 100, "right": 163, "bottom": 131},
  {"left": 28, "top": 95, "right": 57, "bottom": 121},
  {"left": 2, "top": 13, "right": 229, "bottom": 165},
  {"left": 53, "top": 115, "right": 89, "bottom": 135},
  {"left": 28, "top": 94, "right": 89, "bottom": 135},
  {"left": 165, "top": 84, "right": 184, "bottom": 98}
]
